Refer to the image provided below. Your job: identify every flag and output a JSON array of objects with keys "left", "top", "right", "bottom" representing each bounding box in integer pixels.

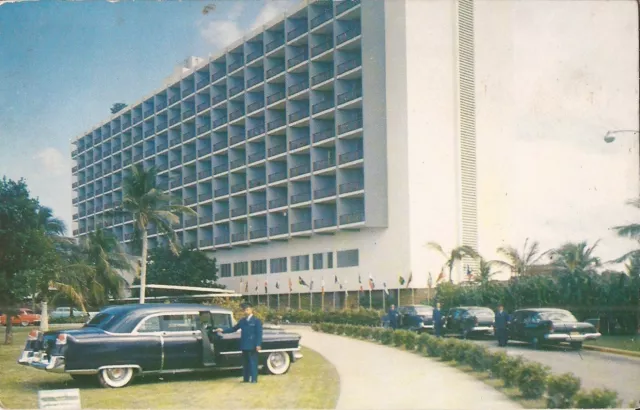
[
  {"left": 245, "top": 280, "right": 249, "bottom": 292},
  {"left": 358, "top": 274, "right": 363, "bottom": 292},
  {"left": 398, "top": 275, "right": 405, "bottom": 286},
  {"left": 298, "top": 276, "right": 308, "bottom": 287},
  {"left": 334, "top": 275, "right": 338, "bottom": 284},
  {"left": 255, "top": 281, "right": 258, "bottom": 291},
  {"left": 383, "top": 282, "right": 389, "bottom": 295},
  {"left": 436, "top": 269, "right": 445, "bottom": 283},
  {"left": 275, "top": 281, "right": 280, "bottom": 289},
  {"left": 368, "top": 274, "right": 375, "bottom": 290},
  {"left": 405, "top": 272, "right": 413, "bottom": 288},
  {"left": 240, "top": 277, "right": 244, "bottom": 292},
  {"left": 310, "top": 278, "right": 314, "bottom": 291},
  {"left": 264, "top": 280, "right": 268, "bottom": 294},
  {"left": 344, "top": 279, "right": 348, "bottom": 296},
  {"left": 428, "top": 272, "right": 433, "bottom": 288},
  {"left": 466, "top": 265, "right": 473, "bottom": 280},
  {"left": 289, "top": 277, "right": 293, "bottom": 292},
  {"left": 321, "top": 278, "right": 325, "bottom": 294}
]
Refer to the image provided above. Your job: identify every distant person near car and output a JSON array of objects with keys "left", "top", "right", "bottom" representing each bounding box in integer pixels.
[
  {"left": 388, "top": 304, "right": 400, "bottom": 329},
  {"left": 433, "top": 302, "right": 444, "bottom": 337},
  {"left": 216, "top": 302, "right": 263, "bottom": 383},
  {"left": 494, "top": 304, "right": 509, "bottom": 347}
]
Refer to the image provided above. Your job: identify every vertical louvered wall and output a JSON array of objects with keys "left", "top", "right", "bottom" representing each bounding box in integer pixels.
[{"left": 457, "top": 0, "right": 478, "bottom": 277}]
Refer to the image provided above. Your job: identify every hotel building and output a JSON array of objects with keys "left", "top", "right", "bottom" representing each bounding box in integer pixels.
[{"left": 71, "top": 0, "right": 479, "bottom": 296}]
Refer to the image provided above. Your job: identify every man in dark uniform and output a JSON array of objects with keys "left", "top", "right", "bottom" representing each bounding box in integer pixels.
[
  {"left": 433, "top": 302, "right": 444, "bottom": 337},
  {"left": 494, "top": 304, "right": 509, "bottom": 347},
  {"left": 388, "top": 304, "right": 400, "bottom": 330},
  {"left": 216, "top": 302, "right": 263, "bottom": 383}
]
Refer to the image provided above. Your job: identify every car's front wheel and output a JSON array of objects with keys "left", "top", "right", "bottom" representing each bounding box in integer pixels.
[
  {"left": 20, "top": 321, "right": 29, "bottom": 327},
  {"left": 97, "top": 367, "right": 135, "bottom": 388},
  {"left": 264, "top": 352, "right": 291, "bottom": 375}
]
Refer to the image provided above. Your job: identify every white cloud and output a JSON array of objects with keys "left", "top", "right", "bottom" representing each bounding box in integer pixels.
[
  {"left": 33, "top": 148, "right": 67, "bottom": 177},
  {"left": 199, "top": 19, "right": 243, "bottom": 50},
  {"left": 252, "top": 0, "right": 295, "bottom": 30}
]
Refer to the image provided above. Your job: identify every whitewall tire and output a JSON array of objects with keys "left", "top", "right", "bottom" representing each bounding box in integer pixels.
[
  {"left": 265, "top": 352, "right": 291, "bottom": 375},
  {"left": 98, "top": 367, "right": 135, "bottom": 388}
]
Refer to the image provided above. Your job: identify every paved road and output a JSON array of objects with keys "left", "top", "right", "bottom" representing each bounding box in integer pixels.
[
  {"left": 289, "top": 326, "right": 521, "bottom": 410},
  {"left": 470, "top": 339, "right": 640, "bottom": 405}
]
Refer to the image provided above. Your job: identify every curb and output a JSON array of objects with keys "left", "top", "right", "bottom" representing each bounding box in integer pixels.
[{"left": 582, "top": 344, "right": 640, "bottom": 358}]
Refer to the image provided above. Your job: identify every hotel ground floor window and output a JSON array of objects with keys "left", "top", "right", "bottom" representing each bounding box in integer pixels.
[
  {"left": 251, "top": 259, "right": 267, "bottom": 275},
  {"left": 291, "top": 254, "right": 310, "bottom": 271},
  {"left": 233, "top": 261, "right": 248, "bottom": 276},
  {"left": 327, "top": 252, "right": 334, "bottom": 268},
  {"left": 313, "top": 253, "right": 323, "bottom": 270},
  {"left": 220, "top": 263, "right": 232, "bottom": 278},
  {"left": 270, "top": 257, "right": 287, "bottom": 274},
  {"left": 337, "top": 249, "right": 359, "bottom": 268}
]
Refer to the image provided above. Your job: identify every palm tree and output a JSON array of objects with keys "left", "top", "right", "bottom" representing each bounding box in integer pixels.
[
  {"left": 426, "top": 242, "right": 479, "bottom": 283},
  {"left": 112, "top": 165, "right": 196, "bottom": 303},
  {"left": 495, "top": 238, "right": 547, "bottom": 277},
  {"left": 609, "top": 198, "right": 640, "bottom": 263},
  {"left": 548, "top": 241, "right": 601, "bottom": 306},
  {"left": 474, "top": 257, "right": 501, "bottom": 285},
  {"left": 35, "top": 206, "right": 66, "bottom": 237}
]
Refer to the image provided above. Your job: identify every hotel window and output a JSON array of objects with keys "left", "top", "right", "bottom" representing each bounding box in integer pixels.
[
  {"left": 313, "top": 253, "right": 323, "bottom": 270},
  {"left": 251, "top": 259, "right": 267, "bottom": 275},
  {"left": 337, "top": 249, "right": 359, "bottom": 268},
  {"left": 270, "top": 257, "right": 287, "bottom": 274},
  {"left": 327, "top": 251, "right": 334, "bottom": 269},
  {"left": 233, "top": 261, "right": 249, "bottom": 276},
  {"left": 291, "top": 254, "right": 310, "bottom": 272},
  {"left": 220, "top": 263, "right": 232, "bottom": 278}
]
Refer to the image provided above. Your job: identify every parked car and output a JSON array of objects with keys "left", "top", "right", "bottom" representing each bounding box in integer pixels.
[
  {"left": 18, "top": 303, "right": 303, "bottom": 388},
  {"left": 49, "top": 307, "right": 88, "bottom": 320},
  {"left": 444, "top": 306, "right": 495, "bottom": 338},
  {"left": 388, "top": 305, "right": 435, "bottom": 332},
  {"left": 508, "top": 308, "right": 601, "bottom": 350},
  {"left": 0, "top": 309, "right": 41, "bottom": 327}
]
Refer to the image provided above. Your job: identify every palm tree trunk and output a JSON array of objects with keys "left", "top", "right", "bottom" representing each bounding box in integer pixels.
[
  {"left": 139, "top": 228, "right": 149, "bottom": 304},
  {"left": 4, "top": 313, "right": 14, "bottom": 345}
]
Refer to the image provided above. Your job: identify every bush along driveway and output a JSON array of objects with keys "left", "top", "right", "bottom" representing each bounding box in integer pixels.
[{"left": 312, "top": 324, "right": 625, "bottom": 409}]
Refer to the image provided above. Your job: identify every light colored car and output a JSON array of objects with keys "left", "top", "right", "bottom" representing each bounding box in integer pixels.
[
  {"left": 49, "top": 307, "right": 88, "bottom": 320},
  {"left": 0, "top": 309, "right": 41, "bottom": 326}
]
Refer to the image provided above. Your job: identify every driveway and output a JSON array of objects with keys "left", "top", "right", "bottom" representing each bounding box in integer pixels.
[
  {"left": 288, "top": 326, "right": 520, "bottom": 410},
  {"left": 470, "top": 339, "right": 640, "bottom": 405}
]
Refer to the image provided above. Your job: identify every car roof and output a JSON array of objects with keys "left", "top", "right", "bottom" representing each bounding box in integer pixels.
[
  {"left": 457, "top": 306, "right": 492, "bottom": 310},
  {"left": 405, "top": 304, "right": 433, "bottom": 308},
  {"left": 515, "top": 308, "right": 570, "bottom": 313},
  {"left": 100, "top": 303, "right": 229, "bottom": 316}
]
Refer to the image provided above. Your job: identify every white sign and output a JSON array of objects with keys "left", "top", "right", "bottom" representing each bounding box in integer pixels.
[{"left": 38, "top": 389, "right": 81, "bottom": 410}]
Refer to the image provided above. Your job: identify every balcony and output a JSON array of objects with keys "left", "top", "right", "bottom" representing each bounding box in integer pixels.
[
  {"left": 157, "top": 164, "right": 169, "bottom": 173},
  {"left": 214, "top": 186, "right": 229, "bottom": 197},
  {"left": 248, "top": 177, "right": 266, "bottom": 188},
  {"left": 199, "top": 192, "right": 213, "bottom": 202},
  {"left": 230, "top": 158, "right": 246, "bottom": 170},
  {"left": 340, "top": 211, "right": 364, "bottom": 225},
  {"left": 268, "top": 144, "right": 286, "bottom": 157},
  {"left": 73, "top": 213, "right": 79, "bottom": 220},
  {"left": 133, "top": 153, "right": 144, "bottom": 162},
  {"left": 247, "top": 100, "right": 264, "bottom": 114},
  {"left": 314, "top": 186, "right": 337, "bottom": 199},
  {"left": 269, "top": 225, "right": 288, "bottom": 236},
  {"left": 339, "top": 150, "right": 363, "bottom": 165},
  {"left": 144, "top": 148, "right": 154, "bottom": 158},
  {"left": 125, "top": 233, "right": 134, "bottom": 241},
  {"left": 338, "top": 118, "right": 363, "bottom": 135},
  {"left": 228, "top": 60, "right": 244, "bottom": 73},
  {"left": 183, "top": 152, "right": 197, "bottom": 162},
  {"left": 247, "top": 49, "right": 263, "bottom": 63},
  {"left": 212, "top": 95, "right": 226, "bottom": 106},
  {"left": 197, "top": 102, "right": 210, "bottom": 113},
  {"left": 267, "top": 118, "right": 286, "bottom": 131},
  {"left": 212, "top": 117, "right": 226, "bottom": 129},
  {"left": 157, "top": 102, "right": 167, "bottom": 111},
  {"left": 312, "top": 99, "right": 334, "bottom": 114},
  {"left": 338, "top": 88, "right": 363, "bottom": 105},
  {"left": 232, "top": 232, "right": 248, "bottom": 242},
  {"left": 156, "top": 123, "right": 168, "bottom": 133},
  {"left": 269, "top": 196, "right": 287, "bottom": 209},
  {"left": 200, "top": 239, "right": 214, "bottom": 247},
  {"left": 133, "top": 116, "right": 142, "bottom": 124},
  {"left": 229, "top": 109, "right": 244, "bottom": 122},
  {"left": 314, "top": 217, "right": 336, "bottom": 229},
  {"left": 229, "top": 85, "right": 244, "bottom": 97},
  {"left": 265, "top": 36, "right": 284, "bottom": 53},
  {"left": 336, "top": 0, "right": 360, "bottom": 15},
  {"left": 144, "top": 109, "right": 154, "bottom": 118},
  {"left": 289, "top": 110, "right": 309, "bottom": 123},
  {"left": 266, "top": 91, "right": 286, "bottom": 106},
  {"left": 72, "top": 166, "right": 78, "bottom": 173},
  {"left": 215, "top": 234, "right": 230, "bottom": 245},
  {"left": 72, "top": 182, "right": 79, "bottom": 189},
  {"left": 197, "top": 79, "right": 209, "bottom": 89},
  {"left": 311, "top": 10, "right": 333, "bottom": 29},
  {"left": 288, "top": 80, "right": 309, "bottom": 96},
  {"left": 337, "top": 58, "right": 362, "bottom": 75},
  {"left": 266, "top": 64, "right": 285, "bottom": 79},
  {"left": 289, "top": 164, "right": 311, "bottom": 178},
  {"left": 170, "top": 137, "right": 182, "bottom": 147},
  {"left": 246, "top": 75, "right": 264, "bottom": 89},
  {"left": 287, "top": 51, "right": 308, "bottom": 69},
  {"left": 340, "top": 180, "right": 364, "bottom": 194},
  {"left": 336, "top": 26, "right": 361, "bottom": 45},
  {"left": 170, "top": 158, "right": 181, "bottom": 168},
  {"left": 169, "top": 95, "right": 180, "bottom": 105},
  {"left": 313, "top": 129, "right": 334, "bottom": 144},
  {"left": 198, "top": 146, "right": 212, "bottom": 157},
  {"left": 291, "top": 221, "right": 312, "bottom": 233},
  {"left": 211, "top": 71, "right": 225, "bottom": 82},
  {"left": 182, "top": 109, "right": 195, "bottom": 120},
  {"left": 311, "top": 41, "right": 333, "bottom": 57},
  {"left": 313, "top": 157, "right": 336, "bottom": 171},
  {"left": 287, "top": 26, "right": 307, "bottom": 41},
  {"left": 247, "top": 151, "right": 265, "bottom": 164},
  {"left": 231, "top": 207, "right": 247, "bottom": 218},
  {"left": 133, "top": 134, "right": 144, "bottom": 144},
  {"left": 289, "top": 137, "right": 310, "bottom": 151},
  {"left": 170, "top": 116, "right": 181, "bottom": 126},
  {"left": 215, "top": 211, "right": 229, "bottom": 221},
  {"left": 249, "top": 202, "right": 267, "bottom": 213},
  {"left": 268, "top": 171, "right": 287, "bottom": 184},
  {"left": 72, "top": 150, "right": 78, "bottom": 157},
  {"left": 214, "top": 163, "right": 228, "bottom": 175},
  {"left": 213, "top": 140, "right": 228, "bottom": 151},
  {"left": 183, "top": 131, "right": 194, "bottom": 141},
  {"left": 197, "top": 124, "right": 211, "bottom": 135},
  {"left": 229, "top": 134, "right": 245, "bottom": 146},
  {"left": 250, "top": 229, "right": 267, "bottom": 240},
  {"left": 170, "top": 177, "right": 182, "bottom": 188},
  {"left": 247, "top": 125, "right": 265, "bottom": 139},
  {"left": 182, "top": 88, "right": 195, "bottom": 98},
  {"left": 291, "top": 191, "right": 311, "bottom": 204},
  {"left": 184, "top": 174, "right": 197, "bottom": 184},
  {"left": 312, "top": 69, "right": 334, "bottom": 86}
]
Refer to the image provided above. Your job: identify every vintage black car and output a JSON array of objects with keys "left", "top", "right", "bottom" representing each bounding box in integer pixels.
[
  {"left": 18, "top": 304, "right": 303, "bottom": 388},
  {"left": 444, "top": 306, "right": 495, "bottom": 338},
  {"left": 381, "top": 305, "right": 435, "bottom": 332},
  {"left": 508, "top": 308, "right": 601, "bottom": 350}
]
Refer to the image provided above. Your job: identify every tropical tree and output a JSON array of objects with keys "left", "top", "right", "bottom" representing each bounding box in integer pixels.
[
  {"left": 609, "top": 198, "right": 640, "bottom": 263},
  {"left": 474, "top": 257, "right": 500, "bottom": 285},
  {"left": 548, "top": 241, "right": 601, "bottom": 307},
  {"left": 112, "top": 165, "right": 196, "bottom": 303},
  {"left": 35, "top": 206, "right": 66, "bottom": 237},
  {"left": 495, "top": 238, "right": 547, "bottom": 277},
  {"left": 426, "top": 242, "right": 479, "bottom": 283}
]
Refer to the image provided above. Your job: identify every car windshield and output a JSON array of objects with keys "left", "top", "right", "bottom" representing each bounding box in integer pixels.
[
  {"left": 84, "top": 312, "right": 115, "bottom": 328},
  {"left": 538, "top": 311, "right": 577, "bottom": 322},
  {"left": 469, "top": 308, "right": 494, "bottom": 316},
  {"left": 414, "top": 306, "right": 433, "bottom": 314}
]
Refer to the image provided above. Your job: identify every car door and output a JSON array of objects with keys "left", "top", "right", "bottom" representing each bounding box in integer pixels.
[
  {"left": 397, "top": 307, "right": 406, "bottom": 327},
  {"left": 198, "top": 311, "right": 235, "bottom": 366},
  {"left": 522, "top": 312, "right": 541, "bottom": 341},
  {"left": 159, "top": 313, "right": 202, "bottom": 370},
  {"left": 508, "top": 311, "right": 524, "bottom": 340}
]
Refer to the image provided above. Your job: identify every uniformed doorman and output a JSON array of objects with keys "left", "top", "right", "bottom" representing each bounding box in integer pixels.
[
  {"left": 494, "top": 304, "right": 509, "bottom": 347},
  {"left": 216, "top": 302, "right": 263, "bottom": 383},
  {"left": 388, "top": 304, "right": 400, "bottom": 329}
]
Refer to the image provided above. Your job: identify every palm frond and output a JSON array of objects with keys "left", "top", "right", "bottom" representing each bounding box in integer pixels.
[{"left": 425, "top": 242, "right": 447, "bottom": 259}]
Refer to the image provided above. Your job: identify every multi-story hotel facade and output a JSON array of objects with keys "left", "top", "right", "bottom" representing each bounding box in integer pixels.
[{"left": 71, "top": 0, "right": 478, "bottom": 296}]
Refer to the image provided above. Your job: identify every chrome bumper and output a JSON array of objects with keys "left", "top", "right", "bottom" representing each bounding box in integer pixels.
[
  {"left": 545, "top": 332, "right": 601, "bottom": 342},
  {"left": 471, "top": 326, "right": 494, "bottom": 333},
  {"left": 17, "top": 351, "right": 65, "bottom": 373},
  {"left": 293, "top": 351, "right": 303, "bottom": 360},
  {"left": 420, "top": 324, "right": 434, "bottom": 329}
]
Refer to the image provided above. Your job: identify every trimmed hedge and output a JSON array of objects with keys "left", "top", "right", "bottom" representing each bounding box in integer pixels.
[
  {"left": 312, "top": 324, "right": 620, "bottom": 409},
  {"left": 270, "top": 308, "right": 383, "bottom": 326}
]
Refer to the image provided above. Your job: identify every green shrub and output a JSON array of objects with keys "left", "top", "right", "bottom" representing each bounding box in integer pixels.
[
  {"left": 546, "top": 373, "right": 581, "bottom": 409},
  {"left": 426, "top": 337, "right": 444, "bottom": 357},
  {"left": 465, "top": 345, "right": 490, "bottom": 372},
  {"left": 360, "top": 326, "right": 373, "bottom": 339},
  {"left": 403, "top": 331, "right": 418, "bottom": 350},
  {"left": 440, "top": 339, "right": 459, "bottom": 361},
  {"left": 371, "top": 327, "right": 383, "bottom": 341},
  {"left": 488, "top": 351, "right": 508, "bottom": 379},
  {"left": 500, "top": 355, "right": 524, "bottom": 387},
  {"left": 574, "top": 388, "right": 620, "bottom": 409},
  {"left": 335, "top": 324, "right": 346, "bottom": 335},
  {"left": 311, "top": 323, "right": 320, "bottom": 331},
  {"left": 393, "top": 330, "right": 408, "bottom": 348},
  {"left": 453, "top": 340, "right": 471, "bottom": 364},
  {"left": 516, "top": 362, "right": 550, "bottom": 399},
  {"left": 416, "top": 334, "right": 432, "bottom": 354},
  {"left": 49, "top": 316, "right": 88, "bottom": 324},
  {"left": 380, "top": 329, "right": 395, "bottom": 345}
]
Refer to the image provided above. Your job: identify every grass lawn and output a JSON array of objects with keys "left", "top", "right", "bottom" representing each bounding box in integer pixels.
[
  {"left": 584, "top": 335, "right": 640, "bottom": 353},
  {"left": 0, "top": 327, "right": 339, "bottom": 409}
]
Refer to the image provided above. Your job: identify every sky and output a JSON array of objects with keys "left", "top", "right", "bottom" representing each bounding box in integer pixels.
[{"left": 0, "top": 0, "right": 638, "bottom": 271}]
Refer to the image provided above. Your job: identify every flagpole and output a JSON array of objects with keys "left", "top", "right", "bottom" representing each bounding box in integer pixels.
[
  {"left": 369, "top": 289, "right": 372, "bottom": 309},
  {"left": 288, "top": 291, "right": 291, "bottom": 309},
  {"left": 277, "top": 292, "right": 280, "bottom": 310},
  {"left": 411, "top": 287, "right": 415, "bottom": 305},
  {"left": 382, "top": 289, "right": 386, "bottom": 311},
  {"left": 310, "top": 290, "right": 313, "bottom": 311},
  {"left": 298, "top": 292, "right": 301, "bottom": 310},
  {"left": 397, "top": 288, "right": 400, "bottom": 306},
  {"left": 333, "top": 291, "right": 336, "bottom": 310}
]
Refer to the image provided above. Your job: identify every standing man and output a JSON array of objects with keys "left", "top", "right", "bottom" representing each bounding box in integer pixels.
[
  {"left": 433, "top": 302, "right": 444, "bottom": 337},
  {"left": 216, "top": 302, "right": 263, "bottom": 383},
  {"left": 494, "top": 304, "right": 509, "bottom": 347},
  {"left": 388, "top": 304, "right": 400, "bottom": 330}
]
